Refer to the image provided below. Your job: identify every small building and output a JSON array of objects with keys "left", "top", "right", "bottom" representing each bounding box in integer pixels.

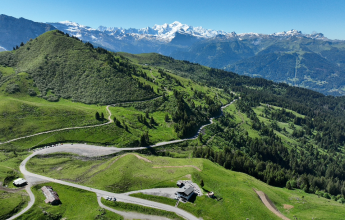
[
  {"left": 177, "top": 181, "right": 184, "bottom": 188},
  {"left": 13, "top": 178, "right": 27, "bottom": 186},
  {"left": 41, "top": 186, "right": 60, "bottom": 205},
  {"left": 176, "top": 185, "right": 194, "bottom": 201}
]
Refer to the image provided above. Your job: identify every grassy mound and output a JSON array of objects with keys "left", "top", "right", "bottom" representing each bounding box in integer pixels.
[{"left": 0, "top": 30, "right": 156, "bottom": 104}]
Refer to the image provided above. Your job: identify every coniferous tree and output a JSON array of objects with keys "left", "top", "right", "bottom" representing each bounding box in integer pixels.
[
  {"left": 150, "top": 116, "right": 155, "bottom": 125},
  {"left": 286, "top": 181, "right": 292, "bottom": 190},
  {"left": 95, "top": 112, "right": 100, "bottom": 121},
  {"left": 165, "top": 114, "right": 170, "bottom": 122}
]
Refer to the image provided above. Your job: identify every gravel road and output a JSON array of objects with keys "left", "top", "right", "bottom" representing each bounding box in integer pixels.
[{"left": 6, "top": 98, "right": 238, "bottom": 220}]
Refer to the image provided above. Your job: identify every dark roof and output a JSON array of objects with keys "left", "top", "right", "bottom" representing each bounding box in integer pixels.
[{"left": 178, "top": 186, "right": 194, "bottom": 196}]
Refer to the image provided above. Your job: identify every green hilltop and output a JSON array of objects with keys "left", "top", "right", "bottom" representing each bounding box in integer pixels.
[{"left": 0, "top": 30, "right": 156, "bottom": 104}]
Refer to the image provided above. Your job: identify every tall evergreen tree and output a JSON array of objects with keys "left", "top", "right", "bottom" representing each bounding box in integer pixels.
[{"left": 95, "top": 112, "right": 100, "bottom": 121}]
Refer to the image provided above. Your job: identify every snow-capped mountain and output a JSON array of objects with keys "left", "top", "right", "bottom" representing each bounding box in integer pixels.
[
  {"left": 1, "top": 14, "right": 345, "bottom": 96},
  {"left": 49, "top": 20, "right": 328, "bottom": 45},
  {"left": 0, "top": 46, "right": 6, "bottom": 52},
  {"left": 96, "top": 21, "right": 228, "bottom": 42}
]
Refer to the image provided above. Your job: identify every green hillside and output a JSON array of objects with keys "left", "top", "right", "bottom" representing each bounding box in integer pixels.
[
  {"left": 171, "top": 36, "right": 345, "bottom": 96},
  {"left": 0, "top": 31, "right": 235, "bottom": 144},
  {"left": 0, "top": 189, "right": 29, "bottom": 219},
  {"left": 2, "top": 31, "right": 345, "bottom": 219},
  {"left": 27, "top": 153, "right": 345, "bottom": 220},
  {"left": 0, "top": 30, "right": 156, "bottom": 104}
]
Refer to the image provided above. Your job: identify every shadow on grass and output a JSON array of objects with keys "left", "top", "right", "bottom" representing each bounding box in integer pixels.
[{"left": 189, "top": 193, "right": 197, "bottom": 203}]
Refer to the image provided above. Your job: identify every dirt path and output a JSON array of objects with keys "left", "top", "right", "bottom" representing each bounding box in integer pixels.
[
  {"left": 97, "top": 195, "right": 173, "bottom": 220},
  {"left": 0, "top": 185, "right": 25, "bottom": 193},
  {"left": 152, "top": 165, "right": 201, "bottom": 171},
  {"left": 0, "top": 96, "right": 162, "bottom": 146},
  {"left": 253, "top": 189, "right": 290, "bottom": 220},
  {"left": 4, "top": 95, "right": 240, "bottom": 220}
]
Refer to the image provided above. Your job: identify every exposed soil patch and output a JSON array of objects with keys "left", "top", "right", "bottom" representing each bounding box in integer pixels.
[
  {"left": 184, "top": 174, "right": 192, "bottom": 179},
  {"left": 153, "top": 165, "right": 201, "bottom": 171},
  {"left": 283, "top": 204, "right": 294, "bottom": 210},
  {"left": 56, "top": 167, "right": 63, "bottom": 171},
  {"left": 134, "top": 154, "right": 152, "bottom": 163}
]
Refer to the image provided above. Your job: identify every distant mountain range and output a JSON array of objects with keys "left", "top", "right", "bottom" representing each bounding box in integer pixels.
[
  {"left": 1, "top": 14, "right": 345, "bottom": 96},
  {"left": 0, "top": 14, "right": 56, "bottom": 50}
]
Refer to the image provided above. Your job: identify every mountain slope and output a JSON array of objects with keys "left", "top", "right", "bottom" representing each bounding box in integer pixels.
[
  {"left": 225, "top": 39, "right": 345, "bottom": 95},
  {"left": 1, "top": 15, "right": 345, "bottom": 95},
  {"left": 1, "top": 31, "right": 345, "bottom": 219},
  {"left": 0, "top": 30, "right": 156, "bottom": 104},
  {"left": 0, "top": 14, "right": 56, "bottom": 50},
  {"left": 49, "top": 20, "right": 345, "bottom": 95}
]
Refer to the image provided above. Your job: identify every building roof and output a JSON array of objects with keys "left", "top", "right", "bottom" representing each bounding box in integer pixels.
[
  {"left": 41, "top": 186, "right": 60, "bottom": 203},
  {"left": 177, "top": 185, "right": 194, "bottom": 196},
  {"left": 13, "top": 178, "right": 27, "bottom": 185}
]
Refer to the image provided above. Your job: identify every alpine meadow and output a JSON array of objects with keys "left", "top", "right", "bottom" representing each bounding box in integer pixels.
[{"left": 1, "top": 7, "right": 345, "bottom": 220}]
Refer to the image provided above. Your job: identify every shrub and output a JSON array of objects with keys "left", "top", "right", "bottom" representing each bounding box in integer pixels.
[{"left": 6, "top": 83, "right": 20, "bottom": 94}]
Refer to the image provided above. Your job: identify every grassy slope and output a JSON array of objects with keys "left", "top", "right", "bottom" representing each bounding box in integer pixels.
[
  {"left": 0, "top": 189, "right": 29, "bottom": 220},
  {"left": 27, "top": 153, "right": 203, "bottom": 193},
  {"left": 0, "top": 39, "right": 232, "bottom": 148},
  {"left": 0, "top": 92, "right": 108, "bottom": 142},
  {"left": 0, "top": 30, "right": 156, "bottom": 104},
  {"left": 0, "top": 151, "right": 29, "bottom": 188},
  {"left": 0, "top": 61, "right": 232, "bottom": 150},
  {"left": 101, "top": 198, "right": 184, "bottom": 220},
  {"left": 17, "top": 182, "right": 123, "bottom": 220},
  {"left": 26, "top": 153, "right": 345, "bottom": 220}
]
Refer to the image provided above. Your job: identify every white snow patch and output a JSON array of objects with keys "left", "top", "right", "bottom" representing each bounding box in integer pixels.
[{"left": 51, "top": 21, "right": 329, "bottom": 43}]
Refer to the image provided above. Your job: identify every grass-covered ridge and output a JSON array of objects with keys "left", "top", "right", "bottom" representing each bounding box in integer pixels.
[{"left": 0, "top": 30, "right": 156, "bottom": 104}]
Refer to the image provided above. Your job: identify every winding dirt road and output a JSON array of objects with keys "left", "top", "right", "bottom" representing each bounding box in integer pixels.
[
  {"left": 6, "top": 97, "right": 238, "bottom": 220},
  {"left": 11, "top": 148, "right": 198, "bottom": 220}
]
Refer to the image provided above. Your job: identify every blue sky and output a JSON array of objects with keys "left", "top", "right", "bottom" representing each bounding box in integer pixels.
[{"left": 1, "top": 0, "right": 344, "bottom": 40}]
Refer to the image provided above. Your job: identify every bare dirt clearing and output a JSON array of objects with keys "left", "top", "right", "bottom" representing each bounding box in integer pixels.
[{"left": 283, "top": 204, "right": 294, "bottom": 210}]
